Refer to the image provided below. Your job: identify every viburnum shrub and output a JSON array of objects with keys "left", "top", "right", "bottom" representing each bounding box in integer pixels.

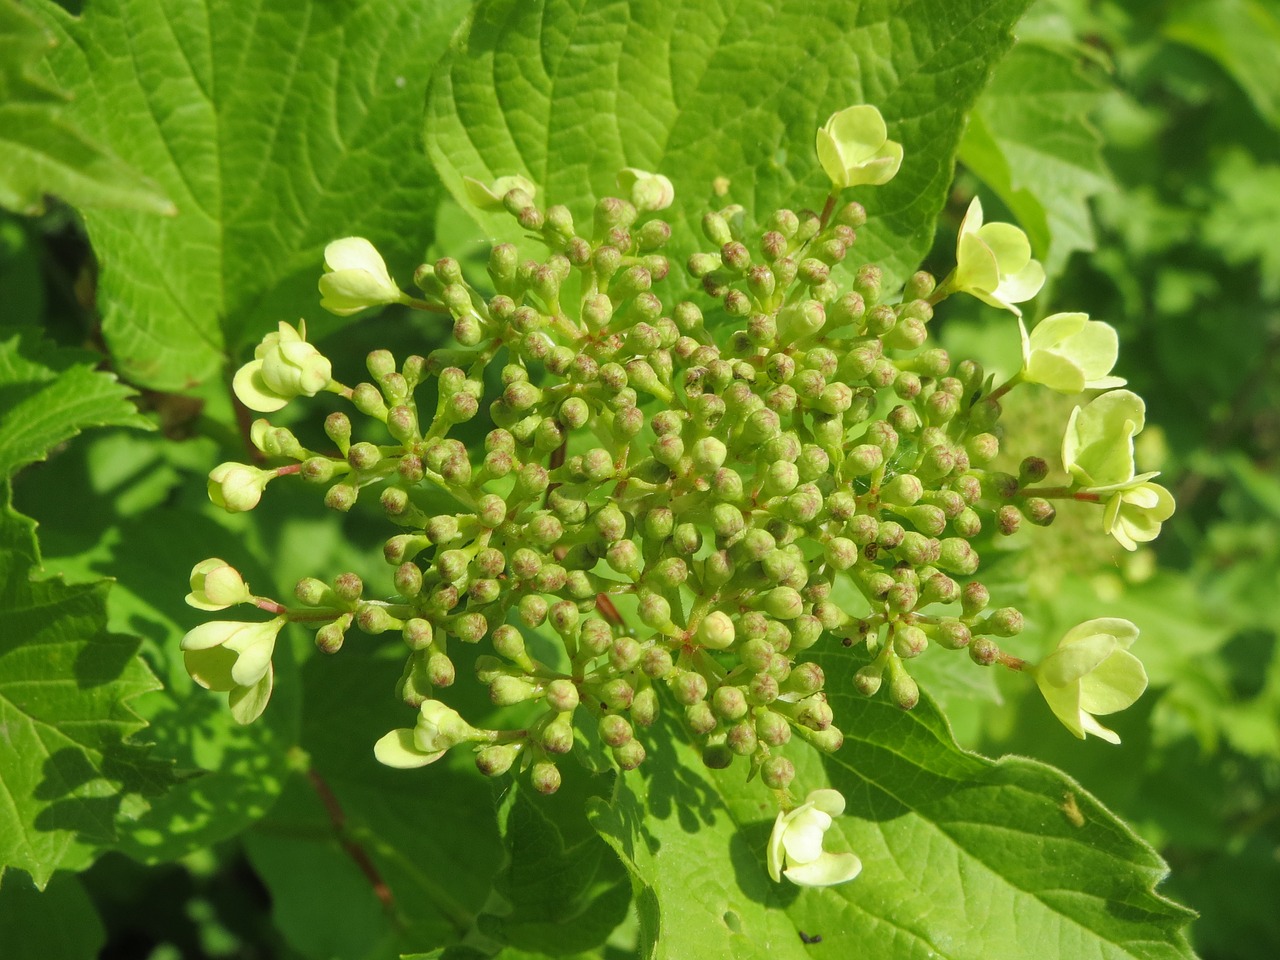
[{"left": 185, "top": 105, "right": 1171, "bottom": 886}]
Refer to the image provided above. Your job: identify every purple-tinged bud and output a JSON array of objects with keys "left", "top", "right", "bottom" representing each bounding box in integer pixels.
[
  {"left": 893, "top": 625, "right": 928, "bottom": 659},
  {"left": 937, "top": 538, "right": 980, "bottom": 575},
  {"left": 530, "top": 760, "right": 561, "bottom": 795},
  {"left": 476, "top": 743, "right": 521, "bottom": 777},
  {"left": 921, "top": 573, "right": 960, "bottom": 606},
  {"left": 518, "top": 594, "right": 548, "bottom": 628},
  {"left": 853, "top": 662, "right": 883, "bottom": 696},
  {"left": 599, "top": 713, "right": 634, "bottom": 748},
  {"left": 671, "top": 670, "right": 708, "bottom": 706},
  {"left": 936, "top": 619, "right": 972, "bottom": 650},
  {"left": 726, "top": 721, "right": 758, "bottom": 756},
  {"left": 712, "top": 685, "right": 749, "bottom": 721},
  {"left": 641, "top": 645, "right": 674, "bottom": 679},
  {"left": 969, "top": 637, "right": 999, "bottom": 667},
  {"left": 961, "top": 582, "right": 990, "bottom": 619},
  {"left": 1024, "top": 497, "right": 1056, "bottom": 526},
  {"left": 997, "top": 504, "right": 1022, "bottom": 536}
]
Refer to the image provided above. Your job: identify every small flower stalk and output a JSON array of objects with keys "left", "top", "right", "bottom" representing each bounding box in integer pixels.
[{"left": 184, "top": 105, "right": 1171, "bottom": 884}]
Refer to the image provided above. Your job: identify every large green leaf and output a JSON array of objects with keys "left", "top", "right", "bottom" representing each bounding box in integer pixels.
[
  {"left": 426, "top": 0, "right": 1035, "bottom": 286},
  {"left": 960, "top": 40, "right": 1113, "bottom": 278},
  {"left": 478, "top": 775, "right": 631, "bottom": 955},
  {"left": 29, "top": 0, "right": 472, "bottom": 391},
  {"left": 0, "top": 328, "right": 152, "bottom": 482},
  {"left": 0, "top": 0, "right": 171, "bottom": 216},
  {"left": 590, "top": 647, "right": 1197, "bottom": 959},
  {"left": 0, "top": 490, "right": 166, "bottom": 887}
]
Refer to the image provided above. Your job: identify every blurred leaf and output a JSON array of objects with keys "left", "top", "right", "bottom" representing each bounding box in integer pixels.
[
  {"left": 28, "top": 0, "right": 471, "bottom": 390},
  {"left": 0, "top": 870, "right": 105, "bottom": 959},
  {"left": 0, "top": 0, "right": 171, "bottom": 216},
  {"left": 1163, "top": 0, "right": 1280, "bottom": 128},
  {"left": 1203, "top": 151, "right": 1280, "bottom": 297},
  {"left": 426, "top": 0, "right": 1035, "bottom": 288},
  {"left": 0, "top": 328, "right": 152, "bottom": 481},
  {"left": 0, "top": 489, "right": 168, "bottom": 887},
  {"left": 961, "top": 40, "right": 1113, "bottom": 277}
]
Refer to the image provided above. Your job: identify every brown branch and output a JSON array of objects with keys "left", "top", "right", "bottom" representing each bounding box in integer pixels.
[{"left": 305, "top": 768, "right": 395, "bottom": 913}]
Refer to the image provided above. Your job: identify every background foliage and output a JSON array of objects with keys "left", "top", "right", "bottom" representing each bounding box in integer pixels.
[{"left": 0, "top": 0, "right": 1275, "bottom": 957}]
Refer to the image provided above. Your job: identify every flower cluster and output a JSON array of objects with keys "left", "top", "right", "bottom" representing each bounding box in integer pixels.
[{"left": 182, "top": 105, "right": 1173, "bottom": 888}]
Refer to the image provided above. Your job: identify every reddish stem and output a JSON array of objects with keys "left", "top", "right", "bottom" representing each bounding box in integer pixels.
[{"left": 305, "top": 768, "right": 395, "bottom": 913}]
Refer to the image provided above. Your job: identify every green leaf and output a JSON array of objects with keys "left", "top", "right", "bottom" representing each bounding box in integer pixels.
[
  {"left": 960, "top": 40, "right": 1113, "bottom": 277},
  {"left": 29, "top": 0, "right": 472, "bottom": 390},
  {"left": 1163, "top": 0, "right": 1280, "bottom": 129},
  {"left": 426, "top": 0, "right": 1035, "bottom": 287},
  {"left": 591, "top": 661, "right": 1196, "bottom": 959},
  {"left": 479, "top": 775, "right": 631, "bottom": 955},
  {"left": 0, "top": 488, "right": 167, "bottom": 887},
  {"left": 0, "top": 0, "right": 171, "bottom": 216},
  {"left": 0, "top": 328, "right": 153, "bottom": 482},
  {"left": 243, "top": 641, "right": 504, "bottom": 958},
  {"left": 0, "top": 870, "right": 106, "bottom": 960}
]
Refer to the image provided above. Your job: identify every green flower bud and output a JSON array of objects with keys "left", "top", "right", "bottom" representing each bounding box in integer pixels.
[{"left": 530, "top": 760, "right": 562, "bottom": 795}]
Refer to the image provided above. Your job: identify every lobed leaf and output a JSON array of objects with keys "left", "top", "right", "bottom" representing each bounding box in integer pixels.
[
  {"left": 0, "top": 329, "right": 153, "bottom": 482},
  {"left": 0, "top": 489, "right": 167, "bottom": 887},
  {"left": 0, "top": 0, "right": 171, "bottom": 216},
  {"left": 28, "top": 0, "right": 472, "bottom": 390},
  {"left": 426, "top": 0, "right": 1037, "bottom": 288}
]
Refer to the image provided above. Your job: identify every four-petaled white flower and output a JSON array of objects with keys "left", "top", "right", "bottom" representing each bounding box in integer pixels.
[
  {"left": 233, "top": 320, "right": 333, "bottom": 413},
  {"left": 952, "top": 197, "right": 1045, "bottom": 316},
  {"left": 181, "top": 617, "right": 285, "bottom": 724},
  {"left": 318, "top": 237, "right": 404, "bottom": 316},
  {"left": 767, "top": 788, "right": 862, "bottom": 887},
  {"left": 1019, "top": 312, "right": 1126, "bottom": 394},
  {"left": 1031, "top": 618, "right": 1148, "bottom": 744},
  {"left": 816, "top": 105, "right": 904, "bottom": 189}
]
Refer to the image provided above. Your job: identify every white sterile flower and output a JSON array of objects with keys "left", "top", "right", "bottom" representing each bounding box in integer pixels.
[
  {"left": 617, "top": 167, "right": 675, "bottom": 211},
  {"left": 463, "top": 174, "right": 538, "bottom": 211},
  {"left": 181, "top": 617, "right": 285, "bottom": 724},
  {"left": 374, "top": 699, "right": 480, "bottom": 769},
  {"left": 952, "top": 197, "right": 1045, "bottom": 316},
  {"left": 318, "top": 237, "right": 404, "bottom": 316},
  {"left": 1103, "top": 481, "right": 1175, "bottom": 551},
  {"left": 186, "top": 558, "right": 252, "bottom": 610},
  {"left": 767, "top": 788, "right": 862, "bottom": 887},
  {"left": 815, "top": 105, "right": 904, "bottom": 189},
  {"left": 1019, "top": 312, "right": 1126, "bottom": 394},
  {"left": 232, "top": 320, "right": 333, "bottom": 413},
  {"left": 1061, "top": 389, "right": 1155, "bottom": 491},
  {"left": 1031, "top": 618, "right": 1148, "bottom": 744}
]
